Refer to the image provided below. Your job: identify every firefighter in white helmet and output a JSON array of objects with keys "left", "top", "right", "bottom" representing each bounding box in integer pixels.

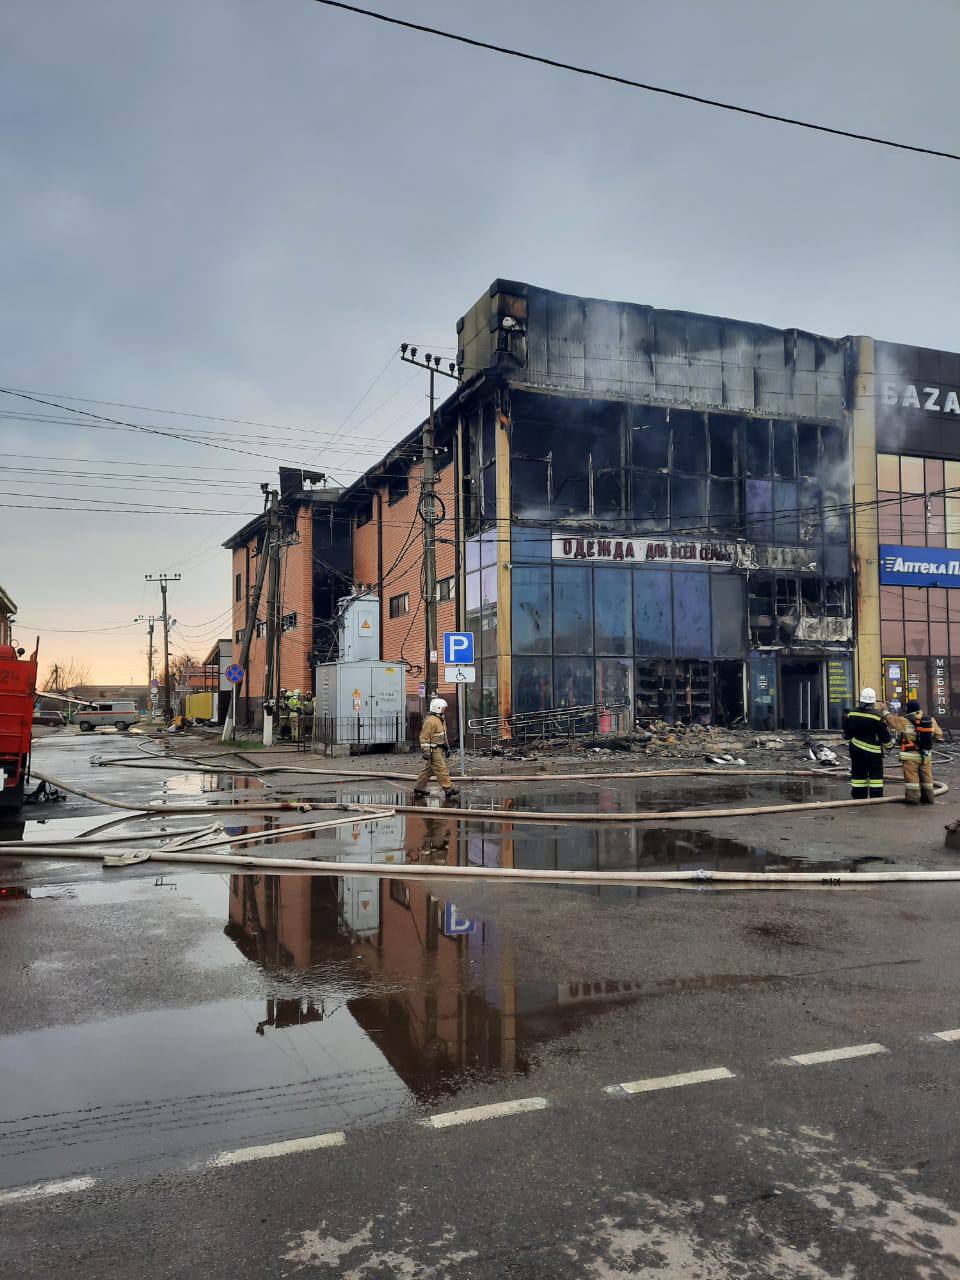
[{"left": 414, "top": 696, "right": 460, "bottom": 802}]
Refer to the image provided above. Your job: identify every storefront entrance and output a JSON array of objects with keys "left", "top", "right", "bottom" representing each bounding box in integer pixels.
[{"left": 781, "top": 659, "right": 824, "bottom": 731}]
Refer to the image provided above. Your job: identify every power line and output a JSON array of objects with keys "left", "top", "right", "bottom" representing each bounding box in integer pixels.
[{"left": 310, "top": 0, "right": 960, "bottom": 162}]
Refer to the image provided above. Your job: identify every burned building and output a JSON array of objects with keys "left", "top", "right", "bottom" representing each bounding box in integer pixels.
[{"left": 453, "top": 281, "right": 855, "bottom": 731}]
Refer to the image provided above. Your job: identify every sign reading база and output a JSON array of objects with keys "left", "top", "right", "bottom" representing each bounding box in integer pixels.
[{"left": 880, "top": 544, "right": 960, "bottom": 587}]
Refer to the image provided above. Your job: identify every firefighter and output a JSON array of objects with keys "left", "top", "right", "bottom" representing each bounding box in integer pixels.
[
  {"left": 277, "top": 689, "right": 291, "bottom": 741},
  {"left": 889, "top": 698, "right": 943, "bottom": 805},
  {"left": 843, "top": 687, "right": 891, "bottom": 800},
  {"left": 299, "top": 691, "right": 315, "bottom": 744},
  {"left": 414, "top": 696, "right": 460, "bottom": 802},
  {"left": 288, "top": 689, "right": 302, "bottom": 743}
]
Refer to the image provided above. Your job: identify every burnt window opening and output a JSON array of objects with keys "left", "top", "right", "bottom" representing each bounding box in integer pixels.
[
  {"left": 235, "top": 572, "right": 242, "bottom": 603},
  {"left": 800, "top": 578, "right": 822, "bottom": 613},
  {"left": 748, "top": 574, "right": 775, "bottom": 646},
  {"left": 776, "top": 576, "right": 800, "bottom": 644},
  {"left": 745, "top": 420, "right": 771, "bottom": 477},
  {"left": 355, "top": 499, "right": 373, "bottom": 528},
  {"left": 631, "top": 412, "right": 670, "bottom": 471},
  {"left": 823, "top": 579, "right": 848, "bottom": 617},
  {"left": 821, "top": 425, "right": 847, "bottom": 472},
  {"left": 669, "top": 410, "right": 706, "bottom": 473},
  {"left": 633, "top": 470, "right": 669, "bottom": 530},
  {"left": 773, "top": 421, "right": 796, "bottom": 480},
  {"left": 387, "top": 474, "right": 409, "bottom": 506},
  {"left": 709, "top": 418, "right": 736, "bottom": 477},
  {"left": 797, "top": 423, "right": 819, "bottom": 476}
]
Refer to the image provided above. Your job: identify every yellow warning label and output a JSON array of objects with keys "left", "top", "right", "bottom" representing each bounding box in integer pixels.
[
  {"left": 352, "top": 689, "right": 361, "bottom": 698},
  {"left": 360, "top": 619, "right": 371, "bottom": 630}
]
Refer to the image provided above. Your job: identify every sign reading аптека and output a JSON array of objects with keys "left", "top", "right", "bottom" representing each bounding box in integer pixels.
[{"left": 880, "top": 544, "right": 960, "bottom": 587}]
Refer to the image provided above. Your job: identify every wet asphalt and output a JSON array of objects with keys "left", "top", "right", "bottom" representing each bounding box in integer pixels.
[{"left": 2, "top": 730, "right": 960, "bottom": 1277}]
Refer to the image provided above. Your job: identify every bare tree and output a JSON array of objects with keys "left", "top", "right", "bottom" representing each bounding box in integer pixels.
[{"left": 41, "top": 658, "right": 91, "bottom": 694}]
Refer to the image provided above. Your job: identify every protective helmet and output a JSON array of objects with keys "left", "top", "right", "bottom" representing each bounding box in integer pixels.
[
  {"left": 294, "top": 689, "right": 302, "bottom": 697},
  {"left": 429, "top": 697, "right": 447, "bottom": 715},
  {"left": 859, "top": 686, "right": 877, "bottom": 704}
]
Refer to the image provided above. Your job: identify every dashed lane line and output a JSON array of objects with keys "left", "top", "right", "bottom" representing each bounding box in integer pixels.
[
  {"left": 208, "top": 1130, "right": 346, "bottom": 1168},
  {"left": 420, "top": 1097, "right": 550, "bottom": 1129},
  {"left": 783, "top": 1042, "right": 888, "bottom": 1066},
  {"left": 933, "top": 1028, "right": 960, "bottom": 1042},
  {"left": 606, "top": 1067, "right": 736, "bottom": 1096},
  {"left": 0, "top": 1176, "right": 97, "bottom": 1206}
]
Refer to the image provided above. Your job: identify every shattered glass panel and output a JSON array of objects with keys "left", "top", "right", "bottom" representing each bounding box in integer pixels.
[
  {"left": 632, "top": 470, "right": 669, "bottom": 528},
  {"left": 744, "top": 479, "right": 774, "bottom": 542},
  {"left": 709, "top": 418, "right": 736, "bottom": 477},
  {"left": 745, "top": 420, "right": 771, "bottom": 477},
  {"left": 670, "top": 474, "right": 706, "bottom": 533}
]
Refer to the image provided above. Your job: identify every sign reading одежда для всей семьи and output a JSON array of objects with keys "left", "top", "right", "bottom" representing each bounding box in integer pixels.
[
  {"left": 552, "top": 535, "right": 734, "bottom": 565},
  {"left": 879, "top": 545, "right": 960, "bottom": 588}
]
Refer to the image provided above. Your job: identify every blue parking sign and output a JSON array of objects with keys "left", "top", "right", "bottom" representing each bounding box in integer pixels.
[{"left": 443, "top": 631, "right": 474, "bottom": 665}]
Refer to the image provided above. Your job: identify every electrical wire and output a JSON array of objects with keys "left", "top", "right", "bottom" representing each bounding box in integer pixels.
[{"left": 309, "top": 0, "right": 960, "bottom": 161}]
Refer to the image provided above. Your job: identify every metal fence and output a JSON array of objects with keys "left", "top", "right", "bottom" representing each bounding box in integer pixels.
[
  {"left": 467, "top": 703, "right": 630, "bottom": 745},
  {"left": 311, "top": 714, "right": 406, "bottom": 753}
]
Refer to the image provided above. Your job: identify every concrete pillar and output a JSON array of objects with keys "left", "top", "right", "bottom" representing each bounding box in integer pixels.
[{"left": 851, "top": 336, "right": 881, "bottom": 696}]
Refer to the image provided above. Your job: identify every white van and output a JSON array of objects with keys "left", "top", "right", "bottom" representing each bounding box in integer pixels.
[{"left": 77, "top": 700, "right": 141, "bottom": 731}]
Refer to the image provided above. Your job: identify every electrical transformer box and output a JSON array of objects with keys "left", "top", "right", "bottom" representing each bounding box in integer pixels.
[
  {"left": 315, "top": 660, "right": 405, "bottom": 745},
  {"left": 338, "top": 595, "right": 379, "bottom": 661}
]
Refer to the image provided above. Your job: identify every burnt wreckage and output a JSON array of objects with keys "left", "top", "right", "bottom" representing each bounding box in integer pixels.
[{"left": 453, "top": 281, "right": 855, "bottom": 732}]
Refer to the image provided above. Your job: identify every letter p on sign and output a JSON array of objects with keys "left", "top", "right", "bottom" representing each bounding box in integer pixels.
[{"left": 443, "top": 631, "right": 474, "bottom": 665}]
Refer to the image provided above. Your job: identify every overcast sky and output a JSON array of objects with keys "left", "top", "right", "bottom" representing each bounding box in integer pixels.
[{"left": 2, "top": 0, "right": 958, "bottom": 681}]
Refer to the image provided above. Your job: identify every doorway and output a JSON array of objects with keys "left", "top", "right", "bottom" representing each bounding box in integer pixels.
[
  {"left": 714, "top": 661, "right": 746, "bottom": 726},
  {"left": 781, "top": 659, "right": 823, "bottom": 730}
]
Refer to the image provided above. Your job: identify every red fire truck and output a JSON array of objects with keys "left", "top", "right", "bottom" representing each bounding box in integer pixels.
[{"left": 0, "top": 640, "right": 38, "bottom": 812}]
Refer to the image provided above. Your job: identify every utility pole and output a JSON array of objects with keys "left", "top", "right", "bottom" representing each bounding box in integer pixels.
[
  {"left": 261, "top": 489, "right": 282, "bottom": 746},
  {"left": 145, "top": 574, "right": 180, "bottom": 721},
  {"left": 222, "top": 487, "right": 275, "bottom": 744},
  {"left": 400, "top": 345, "right": 459, "bottom": 708},
  {"left": 135, "top": 614, "right": 160, "bottom": 722}
]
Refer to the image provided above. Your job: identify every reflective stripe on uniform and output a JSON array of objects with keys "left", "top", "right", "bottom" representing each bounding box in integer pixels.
[{"left": 851, "top": 738, "right": 883, "bottom": 754}]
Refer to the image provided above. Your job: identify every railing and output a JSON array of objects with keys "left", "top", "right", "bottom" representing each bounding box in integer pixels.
[
  {"left": 311, "top": 713, "right": 405, "bottom": 753},
  {"left": 467, "top": 703, "right": 630, "bottom": 745}
]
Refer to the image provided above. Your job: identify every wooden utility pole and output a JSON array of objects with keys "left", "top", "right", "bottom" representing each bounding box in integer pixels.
[
  {"left": 144, "top": 575, "right": 180, "bottom": 721},
  {"left": 135, "top": 614, "right": 160, "bottom": 722},
  {"left": 399, "top": 345, "right": 460, "bottom": 708}
]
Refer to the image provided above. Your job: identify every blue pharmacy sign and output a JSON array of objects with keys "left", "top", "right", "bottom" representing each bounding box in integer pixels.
[{"left": 879, "top": 545, "right": 960, "bottom": 588}]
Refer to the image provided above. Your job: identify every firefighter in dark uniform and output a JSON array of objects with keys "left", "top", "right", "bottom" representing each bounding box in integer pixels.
[{"left": 842, "top": 686, "right": 892, "bottom": 800}]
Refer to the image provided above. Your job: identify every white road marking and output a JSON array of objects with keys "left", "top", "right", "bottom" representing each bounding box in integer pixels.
[
  {"left": 933, "top": 1028, "right": 960, "bottom": 1042},
  {"left": 0, "top": 1176, "right": 97, "bottom": 1206},
  {"left": 421, "top": 1097, "right": 549, "bottom": 1129},
  {"left": 785, "top": 1042, "right": 888, "bottom": 1066},
  {"left": 209, "top": 1131, "right": 346, "bottom": 1168},
  {"left": 607, "top": 1067, "right": 735, "bottom": 1096}
]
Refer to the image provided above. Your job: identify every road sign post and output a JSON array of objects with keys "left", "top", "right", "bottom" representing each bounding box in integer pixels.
[{"left": 443, "top": 633, "right": 474, "bottom": 781}]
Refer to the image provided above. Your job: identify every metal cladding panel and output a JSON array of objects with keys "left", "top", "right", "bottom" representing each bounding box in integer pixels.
[
  {"left": 315, "top": 663, "right": 338, "bottom": 719},
  {"left": 504, "top": 285, "right": 847, "bottom": 424},
  {"left": 875, "top": 340, "right": 960, "bottom": 458}
]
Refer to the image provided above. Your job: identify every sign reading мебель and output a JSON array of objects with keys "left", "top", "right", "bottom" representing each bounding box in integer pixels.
[
  {"left": 552, "top": 535, "right": 734, "bottom": 565},
  {"left": 879, "top": 545, "right": 960, "bottom": 588}
]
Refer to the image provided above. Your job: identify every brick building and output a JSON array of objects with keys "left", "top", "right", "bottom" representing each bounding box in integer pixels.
[
  {"left": 224, "top": 279, "right": 960, "bottom": 734},
  {"left": 0, "top": 584, "right": 15, "bottom": 646}
]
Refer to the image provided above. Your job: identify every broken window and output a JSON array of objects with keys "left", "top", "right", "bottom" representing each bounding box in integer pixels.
[
  {"left": 631, "top": 409, "right": 669, "bottom": 471},
  {"left": 799, "top": 479, "right": 822, "bottom": 544},
  {"left": 632, "top": 470, "right": 669, "bottom": 530},
  {"left": 800, "top": 578, "right": 822, "bottom": 614},
  {"left": 824, "top": 579, "right": 848, "bottom": 617},
  {"left": 709, "top": 418, "right": 736, "bottom": 477},
  {"left": 745, "top": 420, "right": 771, "bottom": 477},
  {"left": 670, "top": 411, "right": 705, "bottom": 472},
  {"left": 797, "top": 423, "right": 819, "bottom": 476},
  {"left": 670, "top": 474, "right": 706, "bottom": 533},
  {"left": 387, "top": 474, "right": 408, "bottom": 505},
  {"left": 512, "top": 457, "right": 551, "bottom": 518},
  {"left": 775, "top": 576, "right": 800, "bottom": 644},
  {"left": 709, "top": 478, "right": 737, "bottom": 536},
  {"left": 773, "top": 421, "right": 796, "bottom": 480},
  {"left": 635, "top": 658, "right": 674, "bottom": 723},
  {"left": 748, "top": 573, "right": 776, "bottom": 646},
  {"left": 744, "top": 479, "right": 774, "bottom": 542}
]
